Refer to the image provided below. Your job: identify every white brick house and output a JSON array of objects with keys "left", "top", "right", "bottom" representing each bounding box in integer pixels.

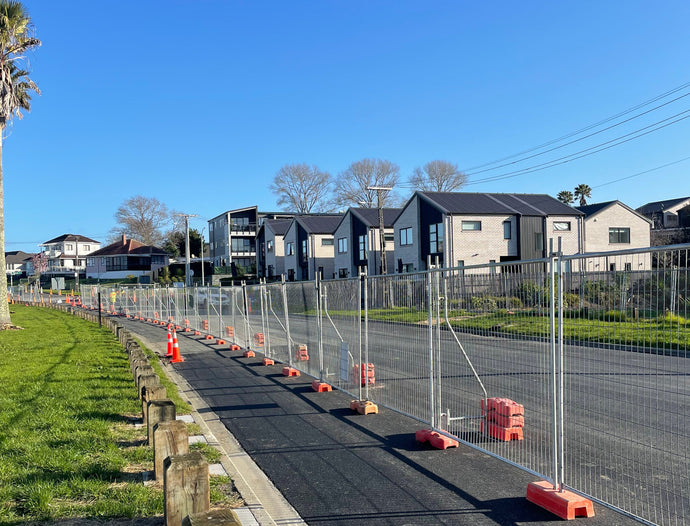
[
  {"left": 576, "top": 201, "right": 652, "bottom": 271},
  {"left": 393, "top": 192, "right": 583, "bottom": 273}
]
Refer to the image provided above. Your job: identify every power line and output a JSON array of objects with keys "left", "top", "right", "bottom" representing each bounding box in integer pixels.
[
  {"left": 465, "top": 109, "right": 690, "bottom": 185},
  {"left": 462, "top": 80, "right": 690, "bottom": 173},
  {"left": 591, "top": 155, "right": 690, "bottom": 189}
]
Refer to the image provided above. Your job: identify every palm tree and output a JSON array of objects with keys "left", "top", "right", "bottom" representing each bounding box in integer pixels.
[
  {"left": 557, "top": 190, "right": 574, "bottom": 205},
  {"left": 574, "top": 184, "right": 592, "bottom": 206},
  {"left": 0, "top": 1, "right": 40, "bottom": 328}
]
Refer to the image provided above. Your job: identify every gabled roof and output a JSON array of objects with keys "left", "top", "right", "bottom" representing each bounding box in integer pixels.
[
  {"left": 350, "top": 207, "right": 402, "bottom": 228},
  {"left": 5, "top": 251, "right": 34, "bottom": 264},
  {"left": 41, "top": 234, "right": 100, "bottom": 245},
  {"left": 576, "top": 200, "right": 652, "bottom": 224},
  {"left": 263, "top": 218, "right": 292, "bottom": 237},
  {"left": 417, "top": 192, "right": 582, "bottom": 216},
  {"left": 294, "top": 214, "right": 343, "bottom": 234},
  {"left": 89, "top": 236, "right": 168, "bottom": 257},
  {"left": 636, "top": 197, "right": 690, "bottom": 215}
]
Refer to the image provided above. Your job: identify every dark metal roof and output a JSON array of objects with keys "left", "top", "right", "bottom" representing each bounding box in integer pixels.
[
  {"left": 42, "top": 233, "right": 100, "bottom": 245},
  {"left": 636, "top": 197, "right": 690, "bottom": 215},
  {"left": 576, "top": 201, "right": 652, "bottom": 223},
  {"left": 350, "top": 207, "right": 402, "bottom": 228},
  {"left": 295, "top": 214, "right": 342, "bottom": 234},
  {"left": 419, "top": 192, "right": 583, "bottom": 216},
  {"left": 264, "top": 218, "right": 292, "bottom": 236}
]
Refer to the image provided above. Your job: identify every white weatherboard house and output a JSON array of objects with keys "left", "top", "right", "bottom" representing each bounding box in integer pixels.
[
  {"left": 576, "top": 201, "right": 652, "bottom": 271},
  {"left": 283, "top": 215, "right": 342, "bottom": 281},
  {"left": 332, "top": 207, "right": 401, "bottom": 279},
  {"left": 393, "top": 192, "right": 583, "bottom": 273},
  {"left": 40, "top": 234, "right": 101, "bottom": 277}
]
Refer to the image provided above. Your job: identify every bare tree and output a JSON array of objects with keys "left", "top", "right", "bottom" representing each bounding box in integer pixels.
[
  {"left": 410, "top": 160, "right": 466, "bottom": 192},
  {"left": 334, "top": 158, "right": 400, "bottom": 208},
  {"left": 110, "top": 196, "right": 170, "bottom": 246},
  {"left": 270, "top": 163, "right": 332, "bottom": 213}
]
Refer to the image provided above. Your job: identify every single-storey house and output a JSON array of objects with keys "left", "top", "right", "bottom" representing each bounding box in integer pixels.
[{"left": 86, "top": 235, "right": 169, "bottom": 282}]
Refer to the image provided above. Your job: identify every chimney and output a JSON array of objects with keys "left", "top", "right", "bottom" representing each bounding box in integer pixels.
[{"left": 122, "top": 234, "right": 127, "bottom": 245}]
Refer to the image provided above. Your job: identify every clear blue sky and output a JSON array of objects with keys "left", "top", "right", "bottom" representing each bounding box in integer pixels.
[{"left": 5, "top": 0, "right": 690, "bottom": 250}]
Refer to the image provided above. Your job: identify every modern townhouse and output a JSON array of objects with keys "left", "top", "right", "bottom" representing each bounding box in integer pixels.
[
  {"left": 332, "top": 207, "right": 401, "bottom": 279},
  {"left": 86, "top": 234, "right": 169, "bottom": 282},
  {"left": 576, "top": 201, "right": 652, "bottom": 271},
  {"left": 208, "top": 206, "right": 295, "bottom": 278},
  {"left": 257, "top": 218, "right": 292, "bottom": 280},
  {"left": 283, "top": 215, "right": 342, "bottom": 281},
  {"left": 40, "top": 234, "right": 101, "bottom": 278},
  {"left": 636, "top": 196, "right": 690, "bottom": 229},
  {"left": 393, "top": 192, "right": 583, "bottom": 273}
]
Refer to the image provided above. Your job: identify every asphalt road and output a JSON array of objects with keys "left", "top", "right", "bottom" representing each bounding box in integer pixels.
[{"left": 120, "top": 316, "right": 649, "bottom": 526}]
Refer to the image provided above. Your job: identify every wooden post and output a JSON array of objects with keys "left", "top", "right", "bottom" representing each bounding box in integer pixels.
[
  {"left": 142, "top": 384, "right": 167, "bottom": 425},
  {"left": 147, "top": 399, "right": 176, "bottom": 444},
  {"left": 138, "top": 373, "right": 160, "bottom": 399},
  {"left": 154, "top": 420, "right": 189, "bottom": 480},
  {"left": 183, "top": 509, "right": 242, "bottom": 526},
  {"left": 164, "top": 451, "right": 209, "bottom": 526}
]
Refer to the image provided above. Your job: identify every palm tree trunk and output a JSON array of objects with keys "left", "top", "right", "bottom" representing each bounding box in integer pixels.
[{"left": 0, "top": 135, "right": 12, "bottom": 327}]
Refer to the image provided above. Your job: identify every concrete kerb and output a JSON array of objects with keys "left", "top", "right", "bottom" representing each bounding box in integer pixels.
[{"left": 133, "top": 329, "right": 306, "bottom": 526}]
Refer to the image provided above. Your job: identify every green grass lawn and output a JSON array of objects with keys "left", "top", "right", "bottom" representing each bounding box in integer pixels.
[{"left": 0, "top": 305, "right": 239, "bottom": 524}]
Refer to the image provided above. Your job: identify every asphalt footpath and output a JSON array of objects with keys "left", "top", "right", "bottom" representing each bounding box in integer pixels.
[{"left": 120, "top": 317, "right": 641, "bottom": 526}]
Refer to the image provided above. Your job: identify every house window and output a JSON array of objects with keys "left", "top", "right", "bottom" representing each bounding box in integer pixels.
[
  {"left": 286, "top": 242, "right": 294, "bottom": 256},
  {"left": 86, "top": 257, "right": 94, "bottom": 266},
  {"left": 429, "top": 223, "right": 444, "bottom": 254},
  {"left": 152, "top": 255, "right": 165, "bottom": 265},
  {"left": 535, "top": 232, "right": 544, "bottom": 251},
  {"left": 301, "top": 239, "right": 309, "bottom": 261},
  {"left": 462, "top": 221, "right": 481, "bottom": 231},
  {"left": 609, "top": 227, "right": 630, "bottom": 244},
  {"left": 267, "top": 240, "right": 274, "bottom": 252},
  {"left": 503, "top": 221, "right": 511, "bottom": 239},
  {"left": 384, "top": 233, "right": 394, "bottom": 243},
  {"left": 553, "top": 221, "right": 571, "bottom": 231},
  {"left": 609, "top": 263, "right": 616, "bottom": 272},
  {"left": 457, "top": 260, "right": 465, "bottom": 276},
  {"left": 338, "top": 238, "right": 348, "bottom": 253},
  {"left": 399, "top": 227, "right": 413, "bottom": 246},
  {"left": 338, "top": 268, "right": 348, "bottom": 278},
  {"left": 287, "top": 268, "right": 295, "bottom": 281},
  {"left": 358, "top": 234, "right": 367, "bottom": 260},
  {"left": 624, "top": 262, "right": 632, "bottom": 271},
  {"left": 65, "top": 244, "right": 73, "bottom": 251},
  {"left": 322, "top": 238, "right": 334, "bottom": 246},
  {"left": 83, "top": 245, "right": 90, "bottom": 251},
  {"left": 402, "top": 263, "right": 414, "bottom": 273}
]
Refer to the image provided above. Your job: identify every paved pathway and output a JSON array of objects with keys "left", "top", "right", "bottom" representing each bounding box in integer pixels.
[{"left": 122, "top": 318, "right": 641, "bottom": 526}]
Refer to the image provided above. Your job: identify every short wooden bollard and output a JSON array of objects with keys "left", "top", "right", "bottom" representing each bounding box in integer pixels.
[
  {"left": 130, "top": 358, "right": 148, "bottom": 376},
  {"left": 147, "top": 399, "right": 176, "bottom": 444},
  {"left": 142, "top": 384, "right": 168, "bottom": 426},
  {"left": 137, "top": 373, "right": 160, "bottom": 399},
  {"left": 133, "top": 363, "right": 154, "bottom": 381},
  {"left": 154, "top": 420, "right": 189, "bottom": 480},
  {"left": 164, "top": 451, "right": 209, "bottom": 526},
  {"left": 183, "top": 509, "right": 242, "bottom": 526}
]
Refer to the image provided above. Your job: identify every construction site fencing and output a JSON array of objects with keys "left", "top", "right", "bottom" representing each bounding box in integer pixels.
[{"left": 26, "top": 243, "right": 680, "bottom": 525}]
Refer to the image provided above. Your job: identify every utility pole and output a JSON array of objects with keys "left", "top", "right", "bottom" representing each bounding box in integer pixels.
[
  {"left": 366, "top": 186, "right": 392, "bottom": 275},
  {"left": 174, "top": 213, "right": 198, "bottom": 287}
]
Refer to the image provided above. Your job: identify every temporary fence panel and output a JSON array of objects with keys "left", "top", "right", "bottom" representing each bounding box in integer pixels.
[
  {"left": 262, "top": 281, "right": 291, "bottom": 365},
  {"left": 319, "top": 277, "right": 362, "bottom": 395},
  {"left": 560, "top": 247, "right": 689, "bottom": 526},
  {"left": 284, "top": 280, "right": 321, "bottom": 379}
]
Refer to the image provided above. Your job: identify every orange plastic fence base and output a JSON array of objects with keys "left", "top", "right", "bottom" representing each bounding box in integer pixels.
[
  {"left": 282, "top": 367, "right": 300, "bottom": 377},
  {"left": 230, "top": 344, "right": 241, "bottom": 351},
  {"left": 243, "top": 350, "right": 255, "bottom": 358},
  {"left": 415, "top": 429, "right": 459, "bottom": 450},
  {"left": 205, "top": 335, "right": 214, "bottom": 340},
  {"left": 526, "top": 481, "right": 594, "bottom": 520},
  {"left": 481, "top": 421, "right": 524, "bottom": 441},
  {"left": 262, "top": 358, "right": 274, "bottom": 366},
  {"left": 216, "top": 339, "right": 226, "bottom": 345},
  {"left": 311, "top": 381, "right": 332, "bottom": 392},
  {"left": 194, "top": 330, "right": 202, "bottom": 336},
  {"left": 184, "top": 328, "right": 192, "bottom": 332},
  {"left": 349, "top": 400, "right": 378, "bottom": 415}
]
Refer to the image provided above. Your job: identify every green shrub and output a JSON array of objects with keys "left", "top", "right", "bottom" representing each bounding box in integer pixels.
[{"left": 659, "top": 312, "right": 688, "bottom": 326}]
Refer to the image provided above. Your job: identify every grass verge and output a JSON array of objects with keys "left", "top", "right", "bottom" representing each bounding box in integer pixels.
[{"left": 0, "top": 305, "right": 241, "bottom": 524}]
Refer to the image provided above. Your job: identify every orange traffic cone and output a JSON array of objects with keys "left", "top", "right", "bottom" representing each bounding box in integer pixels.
[
  {"left": 166, "top": 328, "right": 173, "bottom": 357},
  {"left": 170, "top": 329, "right": 184, "bottom": 363}
]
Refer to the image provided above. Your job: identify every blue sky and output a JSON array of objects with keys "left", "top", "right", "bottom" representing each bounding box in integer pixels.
[{"left": 5, "top": 1, "right": 690, "bottom": 250}]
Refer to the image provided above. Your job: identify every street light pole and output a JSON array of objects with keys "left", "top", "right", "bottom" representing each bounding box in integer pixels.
[
  {"left": 366, "top": 186, "right": 392, "bottom": 275},
  {"left": 201, "top": 227, "right": 206, "bottom": 286}
]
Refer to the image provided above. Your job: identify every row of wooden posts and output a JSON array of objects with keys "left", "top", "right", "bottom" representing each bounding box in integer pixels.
[{"left": 39, "top": 303, "right": 242, "bottom": 526}]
